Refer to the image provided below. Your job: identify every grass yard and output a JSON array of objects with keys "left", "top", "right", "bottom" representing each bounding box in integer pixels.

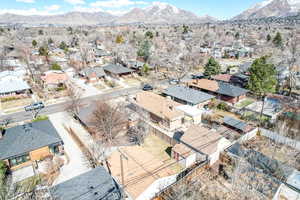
[{"left": 236, "top": 98, "right": 255, "bottom": 108}]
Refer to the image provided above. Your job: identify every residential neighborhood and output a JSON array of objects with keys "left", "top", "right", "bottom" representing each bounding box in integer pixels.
[{"left": 0, "top": 0, "right": 299, "bottom": 200}]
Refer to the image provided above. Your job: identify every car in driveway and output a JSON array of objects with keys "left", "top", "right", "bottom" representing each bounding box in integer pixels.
[
  {"left": 142, "top": 84, "right": 153, "bottom": 91},
  {"left": 25, "top": 102, "right": 45, "bottom": 112}
]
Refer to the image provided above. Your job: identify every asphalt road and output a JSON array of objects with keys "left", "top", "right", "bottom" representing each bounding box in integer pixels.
[{"left": 0, "top": 87, "right": 140, "bottom": 124}]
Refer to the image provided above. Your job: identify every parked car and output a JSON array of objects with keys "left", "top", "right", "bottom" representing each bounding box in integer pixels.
[
  {"left": 169, "top": 79, "right": 179, "bottom": 85},
  {"left": 142, "top": 84, "right": 153, "bottom": 91},
  {"left": 192, "top": 74, "right": 204, "bottom": 79},
  {"left": 25, "top": 102, "right": 45, "bottom": 112}
]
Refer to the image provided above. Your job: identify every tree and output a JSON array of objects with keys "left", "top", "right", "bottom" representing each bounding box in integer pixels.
[
  {"left": 204, "top": 57, "right": 221, "bottom": 77},
  {"left": 273, "top": 32, "right": 283, "bottom": 47},
  {"left": 59, "top": 41, "right": 68, "bottom": 51},
  {"left": 115, "top": 35, "right": 124, "bottom": 44},
  {"left": 235, "top": 32, "right": 240, "bottom": 40},
  {"left": 248, "top": 56, "right": 277, "bottom": 124},
  {"left": 66, "top": 84, "right": 82, "bottom": 116},
  {"left": 266, "top": 34, "right": 272, "bottom": 42},
  {"left": 137, "top": 40, "right": 151, "bottom": 62},
  {"left": 32, "top": 40, "right": 37, "bottom": 47},
  {"left": 141, "top": 63, "right": 150, "bottom": 75},
  {"left": 182, "top": 25, "right": 189, "bottom": 34},
  {"left": 145, "top": 31, "right": 154, "bottom": 39},
  {"left": 91, "top": 101, "right": 127, "bottom": 144},
  {"left": 51, "top": 63, "right": 62, "bottom": 70},
  {"left": 38, "top": 46, "right": 49, "bottom": 57},
  {"left": 48, "top": 38, "right": 54, "bottom": 45},
  {"left": 38, "top": 29, "right": 43, "bottom": 35}
]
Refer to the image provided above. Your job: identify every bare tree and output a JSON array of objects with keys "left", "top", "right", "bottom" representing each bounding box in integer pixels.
[
  {"left": 91, "top": 101, "right": 127, "bottom": 144},
  {"left": 66, "top": 84, "right": 82, "bottom": 116}
]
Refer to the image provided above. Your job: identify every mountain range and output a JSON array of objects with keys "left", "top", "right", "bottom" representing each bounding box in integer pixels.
[
  {"left": 233, "top": 0, "right": 300, "bottom": 20},
  {"left": 0, "top": 3, "right": 215, "bottom": 25},
  {"left": 0, "top": 1, "right": 299, "bottom": 25}
]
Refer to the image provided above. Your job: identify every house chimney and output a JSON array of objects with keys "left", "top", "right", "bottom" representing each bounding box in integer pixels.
[{"left": 0, "top": 127, "right": 4, "bottom": 139}]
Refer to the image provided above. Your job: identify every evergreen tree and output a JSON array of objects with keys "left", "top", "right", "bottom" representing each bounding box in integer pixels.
[
  {"left": 145, "top": 31, "right": 154, "bottom": 39},
  {"left": 38, "top": 46, "right": 49, "bottom": 56},
  {"left": 32, "top": 40, "right": 37, "bottom": 47},
  {"left": 137, "top": 40, "right": 151, "bottom": 62},
  {"left": 51, "top": 63, "right": 62, "bottom": 71},
  {"left": 59, "top": 41, "right": 68, "bottom": 51},
  {"left": 248, "top": 56, "right": 277, "bottom": 123},
  {"left": 273, "top": 32, "right": 283, "bottom": 47},
  {"left": 266, "top": 34, "right": 272, "bottom": 42},
  {"left": 204, "top": 57, "right": 221, "bottom": 77}
]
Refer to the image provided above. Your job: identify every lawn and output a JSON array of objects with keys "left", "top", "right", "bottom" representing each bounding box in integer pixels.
[{"left": 235, "top": 98, "right": 255, "bottom": 108}]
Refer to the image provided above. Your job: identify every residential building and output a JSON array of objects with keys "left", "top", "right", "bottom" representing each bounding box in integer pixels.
[
  {"left": 103, "top": 64, "right": 134, "bottom": 79},
  {"left": 0, "top": 120, "right": 63, "bottom": 170},
  {"left": 172, "top": 125, "right": 231, "bottom": 167},
  {"left": 79, "top": 66, "right": 106, "bottom": 83},
  {"left": 50, "top": 167, "right": 122, "bottom": 200},
  {"left": 0, "top": 75, "right": 31, "bottom": 97},
  {"left": 41, "top": 70, "right": 69, "bottom": 89},
  {"left": 134, "top": 92, "right": 184, "bottom": 131},
  {"left": 163, "top": 85, "right": 214, "bottom": 109},
  {"left": 188, "top": 79, "right": 248, "bottom": 105}
]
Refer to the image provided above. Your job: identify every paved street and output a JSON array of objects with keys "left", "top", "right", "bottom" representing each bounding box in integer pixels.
[{"left": 0, "top": 87, "right": 140, "bottom": 123}]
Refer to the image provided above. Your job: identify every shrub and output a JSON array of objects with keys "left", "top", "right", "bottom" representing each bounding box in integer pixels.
[
  {"left": 32, "top": 115, "right": 49, "bottom": 122},
  {"left": 0, "top": 160, "right": 7, "bottom": 180},
  {"left": 0, "top": 96, "right": 21, "bottom": 103},
  {"left": 51, "top": 63, "right": 62, "bottom": 71},
  {"left": 217, "top": 102, "right": 231, "bottom": 112}
]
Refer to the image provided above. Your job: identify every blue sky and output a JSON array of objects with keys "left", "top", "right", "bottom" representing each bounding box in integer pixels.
[{"left": 0, "top": 0, "right": 265, "bottom": 19}]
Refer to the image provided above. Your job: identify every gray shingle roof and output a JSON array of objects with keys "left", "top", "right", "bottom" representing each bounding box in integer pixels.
[
  {"left": 0, "top": 120, "right": 62, "bottom": 160},
  {"left": 50, "top": 167, "right": 122, "bottom": 200},
  {"left": 80, "top": 66, "right": 106, "bottom": 78},
  {"left": 0, "top": 78, "right": 30, "bottom": 94},
  {"left": 223, "top": 116, "right": 247, "bottom": 132},
  {"left": 163, "top": 85, "right": 214, "bottom": 105},
  {"left": 103, "top": 64, "right": 134, "bottom": 75},
  {"left": 217, "top": 82, "right": 248, "bottom": 97}
]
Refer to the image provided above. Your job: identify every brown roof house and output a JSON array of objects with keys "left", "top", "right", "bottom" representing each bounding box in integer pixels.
[
  {"left": 188, "top": 79, "right": 248, "bottom": 105},
  {"left": 134, "top": 92, "right": 184, "bottom": 131},
  {"left": 172, "top": 125, "right": 231, "bottom": 168},
  {"left": 41, "top": 70, "right": 69, "bottom": 89}
]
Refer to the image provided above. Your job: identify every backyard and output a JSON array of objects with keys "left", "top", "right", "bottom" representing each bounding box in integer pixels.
[{"left": 108, "top": 135, "right": 182, "bottom": 199}]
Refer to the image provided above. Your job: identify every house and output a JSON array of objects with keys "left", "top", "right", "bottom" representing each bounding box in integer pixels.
[
  {"left": 79, "top": 66, "right": 106, "bottom": 83},
  {"left": 176, "top": 105, "right": 203, "bottom": 124},
  {"left": 50, "top": 167, "right": 122, "bottom": 200},
  {"left": 41, "top": 70, "right": 69, "bottom": 89},
  {"left": 134, "top": 92, "right": 184, "bottom": 131},
  {"left": 211, "top": 74, "right": 233, "bottom": 83},
  {"left": 188, "top": 79, "right": 248, "bottom": 105},
  {"left": 0, "top": 120, "right": 63, "bottom": 170},
  {"left": 172, "top": 125, "right": 231, "bottom": 167},
  {"left": 163, "top": 85, "right": 214, "bottom": 109},
  {"left": 0, "top": 75, "right": 31, "bottom": 97},
  {"left": 103, "top": 64, "right": 134, "bottom": 79}
]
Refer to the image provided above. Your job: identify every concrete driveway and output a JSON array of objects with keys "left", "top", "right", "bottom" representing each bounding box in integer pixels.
[{"left": 49, "top": 112, "right": 90, "bottom": 185}]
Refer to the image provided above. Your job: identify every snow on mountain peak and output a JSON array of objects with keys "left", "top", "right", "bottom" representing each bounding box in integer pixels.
[{"left": 146, "top": 2, "right": 180, "bottom": 14}]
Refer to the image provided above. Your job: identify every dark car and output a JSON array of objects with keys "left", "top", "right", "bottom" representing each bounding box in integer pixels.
[
  {"left": 192, "top": 74, "right": 204, "bottom": 79},
  {"left": 25, "top": 102, "right": 45, "bottom": 112},
  {"left": 142, "top": 84, "right": 153, "bottom": 91}
]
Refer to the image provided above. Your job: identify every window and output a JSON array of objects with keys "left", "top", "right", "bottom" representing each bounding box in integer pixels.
[
  {"left": 50, "top": 145, "right": 60, "bottom": 154},
  {"left": 9, "top": 154, "right": 30, "bottom": 167}
]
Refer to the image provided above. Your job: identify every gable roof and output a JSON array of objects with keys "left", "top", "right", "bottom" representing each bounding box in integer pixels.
[
  {"left": 135, "top": 91, "right": 183, "bottom": 120},
  {"left": 79, "top": 66, "right": 106, "bottom": 78},
  {"left": 212, "top": 74, "right": 232, "bottom": 82},
  {"left": 189, "top": 79, "right": 248, "bottom": 97},
  {"left": 0, "top": 77, "right": 30, "bottom": 94},
  {"left": 41, "top": 71, "right": 68, "bottom": 85},
  {"left": 163, "top": 85, "right": 214, "bottom": 105},
  {"left": 172, "top": 125, "right": 223, "bottom": 157},
  {"left": 103, "top": 64, "right": 134, "bottom": 75},
  {"left": 50, "top": 167, "right": 121, "bottom": 200},
  {"left": 0, "top": 120, "right": 62, "bottom": 160}
]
